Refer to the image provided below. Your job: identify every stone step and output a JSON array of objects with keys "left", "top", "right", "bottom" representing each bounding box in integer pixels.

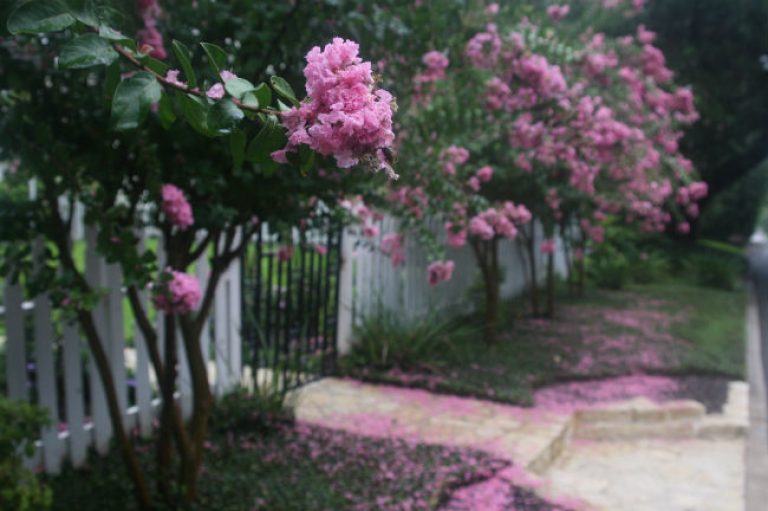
[
  {"left": 695, "top": 415, "right": 747, "bottom": 439},
  {"left": 575, "top": 418, "right": 697, "bottom": 440},
  {"left": 574, "top": 398, "right": 705, "bottom": 425}
]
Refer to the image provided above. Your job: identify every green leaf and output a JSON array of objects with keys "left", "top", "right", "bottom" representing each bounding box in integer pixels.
[
  {"left": 298, "top": 144, "right": 315, "bottom": 175},
  {"left": 97, "top": 25, "right": 132, "bottom": 45},
  {"left": 270, "top": 76, "right": 299, "bottom": 106},
  {"left": 253, "top": 83, "right": 272, "bottom": 108},
  {"left": 224, "top": 77, "right": 256, "bottom": 100},
  {"left": 67, "top": 0, "right": 99, "bottom": 27},
  {"left": 7, "top": 1, "right": 75, "bottom": 34},
  {"left": 110, "top": 72, "right": 162, "bottom": 131},
  {"left": 103, "top": 60, "right": 120, "bottom": 102},
  {"left": 157, "top": 94, "right": 176, "bottom": 129},
  {"left": 246, "top": 119, "right": 287, "bottom": 164},
  {"left": 171, "top": 39, "right": 197, "bottom": 88},
  {"left": 230, "top": 130, "right": 246, "bottom": 168},
  {"left": 179, "top": 93, "right": 212, "bottom": 136},
  {"left": 200, "top": 42, "right": 228, "bottom": 75},
  {"left": 139, "top": 55, "right": 169, "bottom": 76},
  {"left": 207, "top": 99, "right": 244, "bottom": 135},
  {"left": 59, "top": 34, "right": 118, "bottom": 69}
]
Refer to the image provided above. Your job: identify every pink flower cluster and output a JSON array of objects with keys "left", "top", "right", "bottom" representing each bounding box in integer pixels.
[
  {"left": 468, "top": 202, "right": 531, "bottom": 241},
  {"left": 547, "top": 4, "right": 570, "bottom": 22},
  {"left": 381, "top": 233, "right": 405, "bottom": 267},
  {"left": 161, "top": 184, "right": 194, "bottom": 230},
  {"left": 136, "top": 0, "right": 166, "bottom": 60},
  {"left": 275, "top": 38, "right": 396, "bottom": 178},
  {"left": 414, "top": 51, "right": 449, "bottom": 104},
  {"left": 440, "top": 145, "right": 470, "bottom": 175},
  {"left": 153, "top": 270, "right": 201, "bottom": 315},
  {"left": 427, "top": 260, "right": 455, "bottom": 287},
  {"left": 465, "top": 24, "right": 502, "bottom": 69},
  {"left": 540, "top": 239, "right": 556, "bottom": 254}
]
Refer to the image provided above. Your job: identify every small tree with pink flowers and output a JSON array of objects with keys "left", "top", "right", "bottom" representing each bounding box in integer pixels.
[{"left": 2, "top": 2, "right": 395, "bottom": 508}]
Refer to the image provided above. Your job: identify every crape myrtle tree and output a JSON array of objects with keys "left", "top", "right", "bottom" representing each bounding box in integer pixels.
[
  {"left": 379, "top": 0, "right": 708, "bottom": 343},
  {"left": 1, "top": 0, "right": 395, "bottom": 509}
]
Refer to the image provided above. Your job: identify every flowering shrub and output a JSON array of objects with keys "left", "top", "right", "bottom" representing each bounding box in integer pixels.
[
  {"left": 153, "top": 270, "right": 202, "bottom": 315},
  {"left": 2, "top": 1, "right": 398, "bottom": 508}
]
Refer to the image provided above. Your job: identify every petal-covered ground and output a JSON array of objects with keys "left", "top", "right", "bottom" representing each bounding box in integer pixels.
[{"left": 342, "top": 284, "right": 744, "bottom": 408}]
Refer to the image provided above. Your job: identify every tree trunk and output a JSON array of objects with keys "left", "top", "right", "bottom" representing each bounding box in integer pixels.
[
  {"left": 545, "top": 252, "right": 555, "bottom": 318},
  {"left": 472, "top": 239, "right": 500, "bottom": 345},
  {"left": 78, "top": 311, "right": 153, "bottom": 511},
  {"left": 525, "top": 228, "right": 540, "bottom": 317},
  {"left": 156, "top": 314, "right": 178, "bottom": 502}
]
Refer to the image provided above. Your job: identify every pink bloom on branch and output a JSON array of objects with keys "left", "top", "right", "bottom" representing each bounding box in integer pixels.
[
  {"left": 165, "top": 69, "right": 186, "bottom": 87},
  {"left": 427, "top": 260, "right": 455, "bottom": 287},
  {"left": 540, "top": 239, "right": 556, "bottom": 254},
  {"left": 278, "top": 38, "right": 397, "bottom": 178},
  {"left": 206, "top": 83, "right": 225, "bottom": 100},
  {"left": 547, "top": 5, "right": 570, "bottom": 22},
  {"left": 467, "top": 176, "right": 481, "bottom": 191},
  {"left": 153, "top": 270, "right": 201, "bottom": 315},
  {"left": 277, "top": 245, "right": 294, "bottom": 262},
  {"left": 362, "top": 223, "right": 380, "bottom": 238},
  {"left": 445, "top": 222, "right": 467, "bottom": 248},
  {"left": 476, "top": 165, "right": 493, "bottom": 182},
  {"left": 161, "top": 184, "right": 194, "bottom": 230},
  {"left": 220, "top": 70, "right": 238, "bottom": 81},
  {"left": 677, "top": 222, "right": 690, "bottom": 234},
  {"left": 469, "top": 216, "right": 495, "bottom": 240},
  {"left": 485, "top": 3, "right": 499, "bottom": 15},
  {"left": 381, "top": 233, "right": 405, "bottom": 267}
]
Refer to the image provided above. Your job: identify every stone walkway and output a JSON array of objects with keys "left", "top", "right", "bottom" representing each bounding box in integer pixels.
[{"left": 290, "top": 378, "right": 747, "bottom": 510}]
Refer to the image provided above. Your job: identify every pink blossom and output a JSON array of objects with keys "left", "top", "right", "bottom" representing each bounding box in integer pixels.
[
  {"left": 278, "top": 38, "right": 396, "bottom": 178},
  {"left": 136, "top": 0, "right": 166, "bottom": 59},
  {"left": 313, "top": 244, "right": 328, "bottom": 255},
  {"left": 465, "top": 25, "right": 502, "bottom": 69},
  {"left": 445, "top": 222, "right": 467, "bottom": 248},
  {"left": 153, "top": 270, "right": 201, "bottom": 315},
  {"left": 277, "top": 245, "right": 293, "bottom": 262},
  {"left": 220, "top": 70, "right": 238, "bottom": 81},
  {"left": 547, "top": 4, "right": 570, "bottom": 22},
  {"left": 164, "top": 69, "right": 186, "bottom": 87},
  {"left": 540, "top": 239, "right": 556, "bottom": 254},
  {"left": 467, "top": 176, "right": 481, "bottom": 191},
  {"left": 427, "top": 260, "right": 455, "bottom": 286},
  {"left": 380, "top": 233, "right": 405, "bottom": 266},
  {"left": 475, "top": 165, "right": 493, "bottom": 182},
  {"left": 206, "top": 83, "right": 225, "bottom": 100},
  {"left": 469, "top": 216, "right": 495, "bottom": 240},
  {"left": 362, "top": 223, "right": 380, "bottom": 238},
  {"left": 677, "top": 222, "right": 690, "bottom": 234},
  {"left": 161, "top": 184, "right": 194, "bottom": 230},
  {"left": 485, "top": 3, "right": 499, "bottom": 15}
]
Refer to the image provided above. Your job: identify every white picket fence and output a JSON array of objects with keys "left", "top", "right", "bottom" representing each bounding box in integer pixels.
[
  {"left": 0, "top": 226, "right": 242, "bottom": 474},
  {"left": 0, "top": 204, "right": 567, "bottom": 474},
  {"left": 336, "top": 215, "right": 569, "bottom": 354}
]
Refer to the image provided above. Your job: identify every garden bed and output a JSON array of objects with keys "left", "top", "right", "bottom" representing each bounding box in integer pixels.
[
  {"left": 340, "top": 282, "right": 746, "bottom": 408},
  {"left": 46, "top": 420, "right": 517, "bottom": 511}
]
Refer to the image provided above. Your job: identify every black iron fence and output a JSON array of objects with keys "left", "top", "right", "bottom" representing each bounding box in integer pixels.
[{"left": 241, "top": 218, "right": 343, "bottom": 391}]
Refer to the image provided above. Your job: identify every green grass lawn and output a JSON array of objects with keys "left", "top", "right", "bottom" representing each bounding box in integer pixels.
[{"left": 341, "top": 280, "right": 746, "bottom": 406}]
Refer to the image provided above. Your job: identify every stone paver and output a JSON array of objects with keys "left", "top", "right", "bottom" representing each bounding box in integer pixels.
[
  {"left": 291, "top": 377, "right": 747, "bottom": 510},
  {"left": 291, "top": 378, "right": 573, "bottom": 470},
  {"left": 543, "top": 439, "right": 744, "bottom": 511}
]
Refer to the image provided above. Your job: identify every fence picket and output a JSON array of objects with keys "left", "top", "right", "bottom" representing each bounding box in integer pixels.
[
  {"left": 62, "top": 322, "right": 87, "bottom": 466},
  {"left": 4, "top": 283, "right": 27, "bottom": 400},
  {"left": 33, "top": 289, "right": 62, "bottom": 473},
  {"left": 85, "top": 228, "right": 112, "bottom": 454}
]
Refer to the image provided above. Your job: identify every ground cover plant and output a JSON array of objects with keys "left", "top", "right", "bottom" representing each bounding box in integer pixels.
[
  {"left": 341, "top": 280, "right": 745, "bottom": 407},
  {"left": 45, "top": 411, "right": 513, "bottom": 511}
]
